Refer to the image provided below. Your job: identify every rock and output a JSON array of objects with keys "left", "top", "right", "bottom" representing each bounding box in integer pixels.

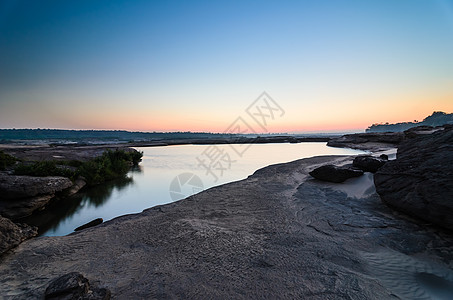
[
  {"left": 45, "top": 272, "right": 111, "bottom": 300},
  {"left": 403, "top": 125, "right": 444, "bottom": 139},
  {"left": 65, "top": 177, "right": 87, "bottom": 197},
  {"left": 379, "top": 154, "right": 388, "bottom": 160},
  {"left": 0, "top": 175, "right": 73, "bottom": 200},
  {"left": 75, "top": 218, "right": 103, "bottom": 232},
  {"left": 374, "top": 127, "right": 453, "bottom": 230},
  {"left": 352, "top": 155, "right": 387, "bottom": 173},
  {"left": 309, "top": 164, "right": 363, "bottom": 183},
  {"left": 0, "top": 175, "right": 76, "bottom": 220},
  {"left": 2, "top": 155, "right": 453, "bottom": 299},
  {"left": 0, "top": 215, "right": 37, "bottom": 256},
  {"left": 0, "top": 194, "right": 54, "bottom": 220},
  {"left": 327, "top": 132, "right": 404, "bottom": 150}
]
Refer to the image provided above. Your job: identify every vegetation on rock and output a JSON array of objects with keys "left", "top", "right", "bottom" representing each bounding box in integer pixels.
[{"left": 13, "top": 149, "right": 143, "bottom": 186}]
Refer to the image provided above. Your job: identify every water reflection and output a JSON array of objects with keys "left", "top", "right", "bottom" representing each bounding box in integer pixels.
[
  {"left": 30, "top": 143, "right": 366, "bottom": 236},
  {"left": 22, "top": 175, "right": 135, "bottom": 236}
]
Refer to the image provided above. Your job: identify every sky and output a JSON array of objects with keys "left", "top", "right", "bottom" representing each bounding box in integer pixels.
[{"left": 0, "top": 0, "right": 452, "bottom": 133}]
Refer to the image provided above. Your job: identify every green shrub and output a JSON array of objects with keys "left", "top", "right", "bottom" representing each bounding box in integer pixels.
[
  {"left": 0, "top": 150, "right": 17, "bottom": 170},
  {"left": 77, "top": 149, "right": 143, "bottom": 186},
  {"left": 14, "top": 161, "right": 75, "bottom": 178},
  {"left": 12, "top": 149, "right": 143, "bottom": 186}
]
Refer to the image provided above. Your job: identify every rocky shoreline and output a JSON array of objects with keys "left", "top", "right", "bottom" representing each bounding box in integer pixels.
[{"left": 0, "top": 127, "right": 452, "bottom": 299}]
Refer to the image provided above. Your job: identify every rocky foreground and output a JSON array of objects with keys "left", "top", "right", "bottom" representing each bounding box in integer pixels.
[{"left": 1, "top": 148, "right": 453, "bottom": 299}]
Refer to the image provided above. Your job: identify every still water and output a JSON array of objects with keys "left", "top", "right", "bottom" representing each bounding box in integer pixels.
[{"left": 26, "top": 143, "right": 366, "bottom": 236}]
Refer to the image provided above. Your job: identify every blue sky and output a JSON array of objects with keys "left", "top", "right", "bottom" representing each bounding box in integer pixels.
[{"left": 1, "top": 0, "right": 452, "bottom": 132}]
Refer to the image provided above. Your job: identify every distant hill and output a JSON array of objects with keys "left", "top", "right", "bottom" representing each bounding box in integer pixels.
[
  {"left": 366, "top": 111, "right": 453, "bottom": 133},
  {"left": 0, "top": 129, "right": 236, "bottom": 143}
]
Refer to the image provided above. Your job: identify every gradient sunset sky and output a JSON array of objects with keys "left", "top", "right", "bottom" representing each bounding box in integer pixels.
[{"left": 1, "top": 0, "right": 452, "bottom": 133}]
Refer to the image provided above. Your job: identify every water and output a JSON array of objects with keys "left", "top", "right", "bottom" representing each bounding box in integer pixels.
[{"left": 24, "top": 143, "right": 366, "bottom": 236}]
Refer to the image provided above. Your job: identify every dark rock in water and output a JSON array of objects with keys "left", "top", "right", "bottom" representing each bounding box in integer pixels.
[
  {"left": 75, "top": 218, "right": 103, "bottom": 232},
  {"left": 379, "top": 154, "right": 388, "bottom": 160},
  {"left": 374, "top": 127, "right": 453, "bottom": 230},
  {"left": 45, "top": 272, "right": 110, "bottom": 300},
  {"left": 309, "top": 164, "right": 363, "bottom": 183},
  {"left": 353, "top": 155, "right": 387, "bottom": 173},
  {"left": 0, "top": 215, "right": 37, "bottom": 256}
]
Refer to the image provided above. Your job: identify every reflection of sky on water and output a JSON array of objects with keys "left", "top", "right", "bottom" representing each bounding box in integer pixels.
[{"left": 30, "top": 143, "right": 365, "bottom": 236}]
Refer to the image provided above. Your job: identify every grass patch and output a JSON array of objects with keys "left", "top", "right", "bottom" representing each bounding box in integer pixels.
[
  {"left": 14, "top": 161, "right": 75, "bottom": 178},
  {"left": 0, "top": 150, "right": 17, "bottom": 170}
]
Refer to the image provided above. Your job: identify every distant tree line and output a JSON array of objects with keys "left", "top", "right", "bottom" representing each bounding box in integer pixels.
[
  {"left": 0, "top": 129, "right": 236, "bottom": 141},
  {"left": 366, "top": 111, "right": 453, "bottom": 132}
]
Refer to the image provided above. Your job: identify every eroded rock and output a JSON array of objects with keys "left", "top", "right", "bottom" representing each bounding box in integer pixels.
[
  {"left": 375, "top": 127, "right": 453, "bottom": 230},
  {"left": 45, "top": 272, "right": 111, "bottom": 300},
  {"left": 0, "top": 215, "right": 37, "bottom": 256}
]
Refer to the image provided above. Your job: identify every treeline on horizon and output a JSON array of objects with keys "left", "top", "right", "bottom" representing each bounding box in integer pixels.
[
  {"left": 366, "top": 111, "right": 453, "bottom": 133},
  {"left": 0, "top": 129, "right": 237, "bottom": 141}
]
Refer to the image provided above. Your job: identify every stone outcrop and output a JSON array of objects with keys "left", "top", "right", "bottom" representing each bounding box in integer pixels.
[
  {"left": 45, "top": 272, "right": 111, "bottom": 300},
  {"left": 0, "top": 175, "right": 73, "bottom": 220},
  {"left": 327, "top": 132, "right": 404, "bottom": 150},
  {"left": 352, "top": 155, "right": 387, "bottom": 173},
  {"left": 0, "top": 175, "right": 73, "bottom": 200},
  {"left": 309, "top": 164, "right": 363, "bottom": 183},
  {"left": 374, "top": 127, "right": 453, "bottom": 230},
  {"left": 0, "top": 215, "right": 37, "bottom": 256}
]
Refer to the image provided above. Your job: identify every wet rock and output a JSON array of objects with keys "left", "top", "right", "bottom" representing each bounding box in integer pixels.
[
  {"left": 352, "top": 155, "right": 387, "bottom": 173},
  {"left": 45, "top": 272, "right": 111, "bottom": 300},
  {"left": 309, "top": 164, "right": 363, "bottom": 183},
  {"left": 75, "top": 218, "right": 103, "bottom": 232},
  {"left": 0, "top": 215, "right": 37, "bottom": 256},
  {"left": 375, "top": 127, "right": 453, "bottom": 230}
]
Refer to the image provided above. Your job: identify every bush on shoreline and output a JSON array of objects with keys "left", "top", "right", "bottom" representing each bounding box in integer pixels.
[
  {"left": 13, "top": 149, "right": 143, "bottom": 186},
  {"left": 0, "top": 150, "right": 17, "bottom": 170}
]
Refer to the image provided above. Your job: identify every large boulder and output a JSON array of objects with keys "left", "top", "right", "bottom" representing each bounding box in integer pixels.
[
  {"left": 374, "top": 127, "right": 453, "bottom": 230},
  {"left": 309, "top": 164, "right": 363, "bottom": 183},
  {"left": 352, "top": 155, "right": 387, "bottom": 173},
  {"left": 0, "top": 215, "right": 37, "bottom": 256}
]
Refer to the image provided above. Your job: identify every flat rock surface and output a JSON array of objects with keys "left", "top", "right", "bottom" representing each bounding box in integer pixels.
[
  {"left": 0, "top": 175, "right": 73, "bottom": 200},
  {"left": 1, "top": 156, "right": 452, "bottom": 299},
  {"left": 375, "top": 127, "right": 453, "bottom": 230}
]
